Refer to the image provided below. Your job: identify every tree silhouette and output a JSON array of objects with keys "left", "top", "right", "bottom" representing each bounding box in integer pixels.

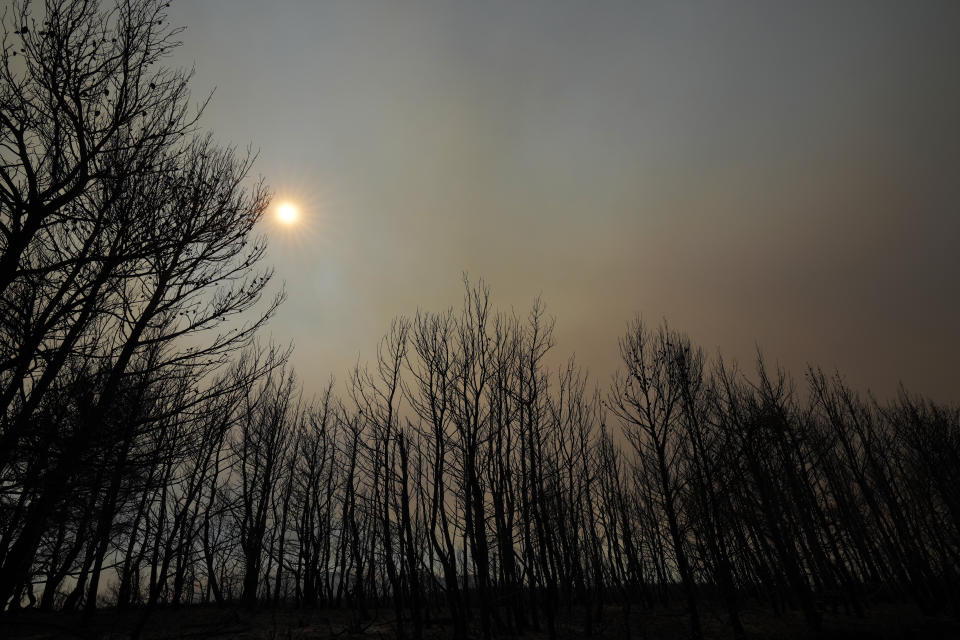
[{"left": 0, "top": 0, "right": 281, "bottom": 611}]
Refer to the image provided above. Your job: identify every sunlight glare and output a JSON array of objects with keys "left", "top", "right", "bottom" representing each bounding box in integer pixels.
[{"left": 276, "top": 202, "right": 299, "bottom": 226}]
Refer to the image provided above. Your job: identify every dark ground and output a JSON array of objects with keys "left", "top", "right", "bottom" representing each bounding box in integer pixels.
[{"left": 1, "top": 603, "right": 958, "bottom": 639}]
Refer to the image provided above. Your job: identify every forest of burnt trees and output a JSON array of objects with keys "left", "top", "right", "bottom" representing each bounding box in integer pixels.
[{"left": 1, "top": 1, "right": 959, "bottom": 639}]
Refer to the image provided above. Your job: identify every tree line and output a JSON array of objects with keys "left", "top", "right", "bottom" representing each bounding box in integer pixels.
[{"left": 1, "top": 2, "right": 958, "bottom": 639}]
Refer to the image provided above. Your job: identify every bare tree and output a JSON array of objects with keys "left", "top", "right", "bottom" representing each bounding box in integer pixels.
[
  {"left": 609, "top": 320, "right": 703, "bottom": 640},
  {"left": 0, "top": 0, "right": 282, "bottom": 610}
]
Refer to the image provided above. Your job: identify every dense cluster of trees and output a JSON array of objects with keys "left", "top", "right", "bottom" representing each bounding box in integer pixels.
[
  {"left": 0, "top": 0, "right": 281, "bottom": 627},
  {"left": 1, "top": 2, "right": 958, "bottom": 640}
]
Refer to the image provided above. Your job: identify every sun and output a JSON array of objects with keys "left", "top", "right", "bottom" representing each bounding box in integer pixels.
[
  {"left": 267, "top": 185, "right": 329, "bottom": 253},
  {"left": 275, "top": 201, "right": 299, "bottom": 226}
]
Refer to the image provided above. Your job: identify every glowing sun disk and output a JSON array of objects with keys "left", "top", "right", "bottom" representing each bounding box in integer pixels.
[{"left": 276, "top": 202, "right": 299, "bottom": 225}]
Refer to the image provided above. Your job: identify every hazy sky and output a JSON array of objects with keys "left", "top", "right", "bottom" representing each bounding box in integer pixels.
[{"left": 169, "top": 0, "right": 960, "bottom": 402}]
